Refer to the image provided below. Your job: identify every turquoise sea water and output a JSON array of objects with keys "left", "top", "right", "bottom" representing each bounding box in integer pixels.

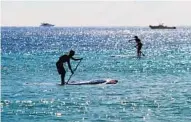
[{"left": 1, "top": 27, "right": 191, "bottom": 122}]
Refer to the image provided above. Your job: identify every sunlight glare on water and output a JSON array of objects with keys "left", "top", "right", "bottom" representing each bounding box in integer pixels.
[{"left": 1, "top": 27, "right": 191, "bottom": 122}]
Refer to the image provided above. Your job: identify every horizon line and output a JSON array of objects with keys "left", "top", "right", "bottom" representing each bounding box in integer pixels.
[{"left": 1, "top": 25, "right": 191, "bottom": 28}]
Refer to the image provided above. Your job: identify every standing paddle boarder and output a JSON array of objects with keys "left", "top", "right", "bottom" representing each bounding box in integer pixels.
[
  {"left": 56, "top": 50, "right": 83, "bottom": 85},
  {"left": 129, "top": 36, "right": 144, "bottom": 57}
]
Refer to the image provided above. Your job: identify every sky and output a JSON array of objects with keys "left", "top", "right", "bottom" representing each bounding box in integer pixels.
[{"left": 1, "top": 0, "right": 191, "bottom": 26}]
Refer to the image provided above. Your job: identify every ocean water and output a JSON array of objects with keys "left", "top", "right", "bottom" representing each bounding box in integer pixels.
[{"left": 1, "top": 27, "right": 191, "bottom": 122}]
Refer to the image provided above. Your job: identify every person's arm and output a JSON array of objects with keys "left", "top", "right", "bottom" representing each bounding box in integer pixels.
[
  {"left": 128, "top": 39, "right": 135, "bottom": 42},
  {"left": 67, "top": 60, "right": 73, "bottom": 74},
  {"left": 135, "top": 44, "right": 138, "bottom": 48},
  {"left": 71, "top": 57, "right": 83, "bottom": 61}
]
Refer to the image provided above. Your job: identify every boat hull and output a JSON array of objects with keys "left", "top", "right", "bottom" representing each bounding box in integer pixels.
[
  {"left": 40, "top": 23, "right": 54, "bottom": 27},
  {"left": 149, "top": 25, "right": 176, "bottom": 29}
]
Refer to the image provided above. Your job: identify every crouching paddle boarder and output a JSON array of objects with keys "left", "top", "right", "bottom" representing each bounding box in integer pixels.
[{"left": 56, "top": 50, "right": 83, "bottom": 85}]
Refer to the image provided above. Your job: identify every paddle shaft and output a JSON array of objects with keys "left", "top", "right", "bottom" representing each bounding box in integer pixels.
[
  {"left": 140, "top": 51, "right": 145, "bottom": 56},
  {"left": 66, "top": 60, "right": 82, "bottom": 84}
]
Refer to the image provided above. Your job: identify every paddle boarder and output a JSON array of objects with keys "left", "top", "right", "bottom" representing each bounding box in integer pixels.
[
  {"left": 56, "top": 50, "right": 83, "bottom": 85},
  {"left": 129, "top": 36, "right": 144, "bottom": 57}
]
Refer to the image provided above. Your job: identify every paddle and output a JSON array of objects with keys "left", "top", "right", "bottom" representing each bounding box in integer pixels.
[
  {"left": 140, "top": 51, "right": 145, "bottom": 56},
  {"left": 66, "top": 59, "right": 82, "bottom": 84}
]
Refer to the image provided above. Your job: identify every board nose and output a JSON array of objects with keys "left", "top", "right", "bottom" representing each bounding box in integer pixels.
[
  {"left": 113, "top": 80, "right": 118, "bottom": 83},
  {"left": 106, "top": 79, "right": 118, "bottom": 84}
]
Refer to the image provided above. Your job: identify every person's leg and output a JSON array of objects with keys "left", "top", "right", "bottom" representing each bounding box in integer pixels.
[
  {"left": 61, "top": 69, "right": 66, "bottom": 85},
  {"left": 137, "top": 49, "right": 140, "bottom": 57},
  {"left": 138, "top": 50, "right": 141, "bottom": 57},
  {"left": 137, "top": 44, "right": 142, "bottom": 57}
]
